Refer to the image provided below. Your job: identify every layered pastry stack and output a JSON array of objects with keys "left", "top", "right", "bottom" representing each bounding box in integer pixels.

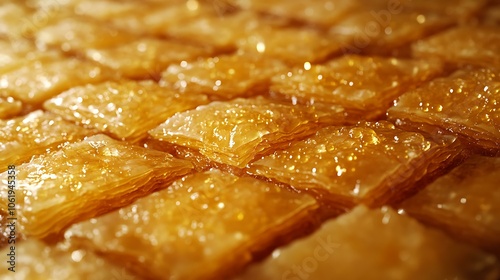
[{"left": 0, "top": 0, "right": 499, "bottom": 279}]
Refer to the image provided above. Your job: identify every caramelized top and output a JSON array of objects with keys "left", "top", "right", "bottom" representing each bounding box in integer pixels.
[
  {"left": 44, "top": 80, "right": 209, "bottom": 142},
  {"left": 149, "top": 97, "right": 346, "bottom": 167}
]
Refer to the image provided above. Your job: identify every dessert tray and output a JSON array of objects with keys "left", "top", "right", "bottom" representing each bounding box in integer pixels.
[{"left": 0, "top": 0, "right": 499, "bottom": 279}]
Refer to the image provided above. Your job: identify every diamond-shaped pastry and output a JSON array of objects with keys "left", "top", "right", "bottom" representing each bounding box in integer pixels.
[
  {"left": 160, "top": 53, "right": 287, "bottom": 100},
  {"left": 0, "top": 52, "right": 117, "bottom": 105},
  {"left": 0, "top": 110, "right": 96, "bottom": 173},
  {"left": 400, "top": 155, "right": 500, "bottom": 253},
  {"left": 236, "top": 205, "right": 499, "bottom": 280},
  {"left": 247, "top": 121, "right": 464, "bottom": 207},
  {"left": 148, "top": 97, "right": 348, "bottom": 169},
  {"left": 270, "top": 55, "right": 444, "bottom": 119},
  {"left": 0, "top": 240, "right": 138, "bottom": 280},
  {"left": 0, "top": 134, "right": 194, "bottom": 239},
  {"left": 388, "top": 67, "right": 500, "bottom": 154},
  {"left": 84, "top": 38, "right": 211, "bottom": 79},
  {"left": 44, "top": 80, "right": 209, "bottom": 142},
  {"left": 481, "top": 4, "right": 500, "bottom": 26},
  {"left": 0, "top": 211, "right": 21, "bottom": 249},
  {"left": 412, "top": 26, "right": 500, "bottom": 67},
  {"left": 358, "top": 0, "right": 487, "bottom": 18},
  {"left": 65, "top": 169, "right": 319, "bottom": 280}
]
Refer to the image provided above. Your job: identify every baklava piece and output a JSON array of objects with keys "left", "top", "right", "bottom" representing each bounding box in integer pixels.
[
  {"left": 43, "top": 0, "right": 162, "bottom": 36},
  {"left": 22, "top": 0, "right": 76, "bottom": 9},
  {"left": 35, "top": 17, "right": 137, "bottom": 53},
  {"left": 160, "top": 53, "right": 287, "bottom": 100},
  {"left": 330, "top": 10, "right": 454, "bottom": 55},
  {"left": 0, "top": 97, "right": 22, "bottom": 119},
  {"left": 412, "top": 26, "right": 500, "bottom": 67},
  {"left": 112, "top": 1, "right": 220, "bottom": 36},
  {"left": 84, "top": 38, "right": 211, "bottom": 80},
  {"left": 388, "top": 67, "right": 500, "bottom": 154},
  {"left": 0, "top": 134, "right": 194, "bottom": 239},
  {"left": 237, "top": 25, "right": 341, "bottom": 65},
  {"left": 71, "top": 0, "right": 154, "bottom": 21},
  {"left": 270, "top": 55, "right": 444, "bottom": 119},
  {"left": 65, "top": 169, "right": 320, "bottom": 280},
  {"left": 0, "top": 38, "right": 37, "bottom": 71},
  {"left": 247, "top": 121, "right": 464, "bottom": 207},
  {"left": 234, "top": 0, "right": 357, "bottom": 27},
  {"left": 0, "top": 52, "right": 116, "bottom": 105},
  {"left": 400, "top": 155, "right": 500, "bottom": 254},
  {"left": 236, "top": 205, "right": 499, "bottom": 280},
  {"left": 30, "top": 0, "right": 215, "bottom": 37},
  {"left": 148, "top": 97, "right": 348, "bottom": 170},
  {"left": 44, "top": 80, "right": 209, "bottom": 142},
  {"left": 0, "top": 110, "right": 96, "bottom": 172},
  {"left": 0, "top": 240, "right": 138, "bottom": 280}
]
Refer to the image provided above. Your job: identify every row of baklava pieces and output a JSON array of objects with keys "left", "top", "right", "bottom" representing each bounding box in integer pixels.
[
  {"left": 1, "top": 58, "right": 498, "bottom": 166},
  {"left": 1, "top": 1, "right": 499, "bottom": 122},
  {"left": 0, "top": 158, "right": 499, "bottom": 280},
  {"left": 0, "top": 77, "right": 498, "bottom": 278},
  {"left": 0, "top": 110, "right": 498, "bottom": 278},
  {"left": 1, "top": 2, "right": 498, "bottom": 118}
]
